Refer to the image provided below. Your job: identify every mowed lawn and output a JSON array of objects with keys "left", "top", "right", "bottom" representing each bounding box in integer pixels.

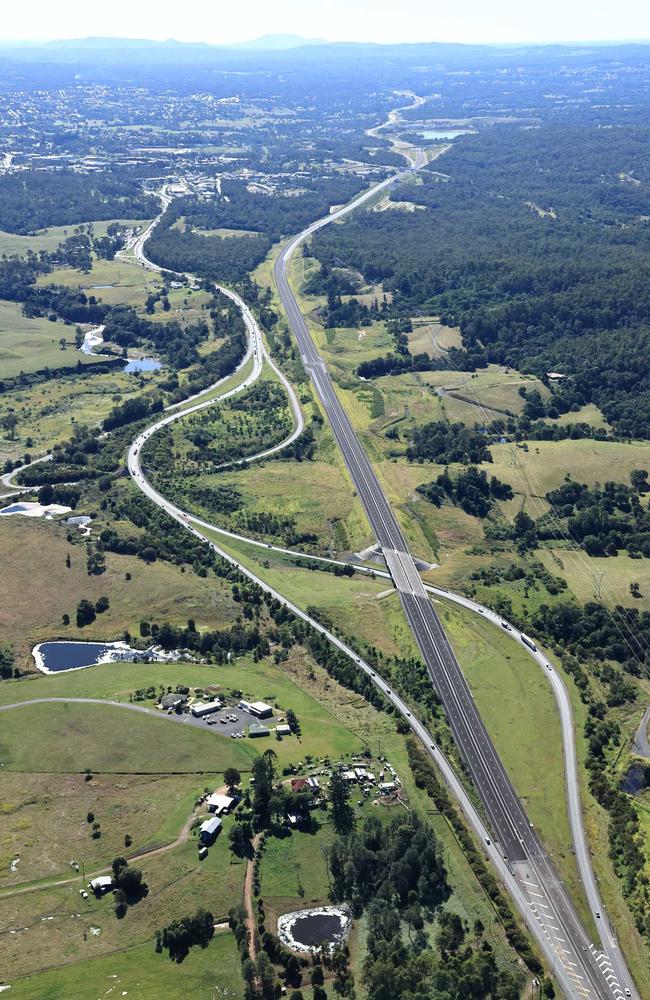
[
  {"left": 0, "top": 654, "right": 366, "bottom": 770},
  {"left": 0, "top": 701, "right": 255, "bottom": 774},
  {"left": 7, "top": 931, "right": 243, "bottom": 1000},
  {"left": 0, "top": 299, "right": 103, "bottom": 377}
]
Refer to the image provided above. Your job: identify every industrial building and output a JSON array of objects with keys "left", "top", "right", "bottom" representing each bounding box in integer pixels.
[
  {"left": 239, "top": 700, "right": 273, "bottom": 719},
  {"left": 191, "top": 699, "right": 222, "bottom": 718}
]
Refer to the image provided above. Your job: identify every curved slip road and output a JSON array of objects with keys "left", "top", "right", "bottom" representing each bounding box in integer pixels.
[{"left": 272, "top": 116, "right": 638, "bottom": 1000}]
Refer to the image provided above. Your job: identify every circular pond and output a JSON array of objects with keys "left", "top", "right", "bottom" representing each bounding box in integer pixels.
[{"left": 277, "top": 905, "right": 351, "bottom": 954}]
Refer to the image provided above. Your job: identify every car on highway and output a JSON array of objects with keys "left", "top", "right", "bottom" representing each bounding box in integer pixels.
[{"left": 500, "top": 621, "right": 512, "bottom": 631}]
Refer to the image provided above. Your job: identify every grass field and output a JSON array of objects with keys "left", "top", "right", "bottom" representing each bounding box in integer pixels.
[
  {"left": 209, "top": 458, "right": 372, "bottom": 555},
  {"left": 37, "top": 258, "right": 162, "bottom": 309},
  {"left": 0, "top": 654, "right": 366, "bottom": 770},
  {"left": 0, "top": 701, "right": 254, "bottom": 774},
  {"left": 437, "top": 598, "right": 580, "bottom": 898},
  {"left": 0, "top": 299, "right": 104, "bottom": 378},
  {"left": 0, "top": 831, "right": 246, "bottom": 981},
  {"left": 538, "top": 547, "right": 650, "bottom": 610},
  {"left": 6, "top": 930, "right": 243, "bottom": 1000},
  {"left": 0, "top": 367, "right": 160, "bottom": 463},
  {"left": 0, "top": 219, "right": 147, "bottom": 259},
  {"left": 488, "top": 437, "right": 650, "bottom": 502},
  {"left": 0, "top": 771, "right": 208, "bottom": 887},
  {"left": 0, "top": 518, "right": 238, "bottom": 668}
]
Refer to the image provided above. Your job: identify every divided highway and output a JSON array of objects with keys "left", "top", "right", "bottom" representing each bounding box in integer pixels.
[
  {"left": 115, "top": 124, "right": 637, "bottom": 999},
  {"left": 273, "top": 167, "right": 638, "bottom": 1000}
]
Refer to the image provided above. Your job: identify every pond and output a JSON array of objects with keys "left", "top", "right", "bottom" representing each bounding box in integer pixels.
[
  {"left": 33, "top": 641, "right": 124, "bottom": 673},
  {"left": 277, "top": 905, "right": 351, "bottom": 953},
  {"left": 0, "top": 501, "right": 71, "bottom": 519},
  {"left": 621, "top": 764, "right": 649, "bottom": 795},
  {"left": 32, "top": 640, "right": 184, "bottom": 674},
  {"left": 124, "top": 357, "right": 162, "bottom": 373}
]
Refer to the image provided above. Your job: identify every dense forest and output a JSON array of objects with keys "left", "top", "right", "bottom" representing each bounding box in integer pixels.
[
  {"left": 175, "top": 175, "right": 371, "bottom": 242},
  {"left": 0, "top": 170, "right": 157, "bottom": 233},
  {"left": 311, "top": 125, "right": 650, "bottom": 437}
]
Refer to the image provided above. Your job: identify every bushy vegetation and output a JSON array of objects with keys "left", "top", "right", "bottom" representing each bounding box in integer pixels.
[
  {"left": 406, "top": 421, "right": 492, "bottom": 464},
  {"left": 417, "top": 466, "right": 512, "bottom": 517},
  {"left": 156, "top": 908, "right": 214, "bottom": 962}
]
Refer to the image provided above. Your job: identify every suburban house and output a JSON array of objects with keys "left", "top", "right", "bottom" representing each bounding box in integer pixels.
[
  {"left": 199, "top": 817, "right": 222, "bottom": 844},
  {"left": 290, "top": 777, "right": 310, "bottom": 793}
]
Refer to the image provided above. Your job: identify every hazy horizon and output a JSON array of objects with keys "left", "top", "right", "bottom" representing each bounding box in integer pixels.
[{"left": 2, "top": 0, "right": 650, "bottom": 48}]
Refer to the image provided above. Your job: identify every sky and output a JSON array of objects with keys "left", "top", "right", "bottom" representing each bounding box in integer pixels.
[{"left": 2, "top": 0, "right": 650, "bottom": 46}]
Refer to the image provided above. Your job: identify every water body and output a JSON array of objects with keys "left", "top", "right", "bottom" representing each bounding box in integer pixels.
[
  {"left": 35, "top": 641, "right": 118, "bottom": 673},
  {"left": 0, "top": 501, "right": 71, "bottom": 519},
  {"left": 621, "top": 764, "right": 648, "bottom": 795},
  {"left": 290, "top": 912, "right": 346, "bottom": 948},
  {"left": 277, "top": 905, "right": 351, "bottom": 953},
  {"left": 124, "top": 357, "right": 161, "bottom": 373},
  {"left": 419, "top": 129, "right": 469, "bottom": 140}
]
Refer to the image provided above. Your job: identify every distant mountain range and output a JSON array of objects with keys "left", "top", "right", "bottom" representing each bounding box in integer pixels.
[{"left": 4, "top": 33, "right": 328, "bottom": 52}]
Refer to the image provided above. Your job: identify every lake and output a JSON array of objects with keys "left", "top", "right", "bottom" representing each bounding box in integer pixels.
[{"left": 419, "top": 129, "right": 470, "bottom": 140}]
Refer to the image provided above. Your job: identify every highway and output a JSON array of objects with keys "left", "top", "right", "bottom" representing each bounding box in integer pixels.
[
  {"left": 273, "top": 129, "right": 638, "bottom": 1000},
  {"left": 114, "top": 128, "right": 637, "bottom": 998}
]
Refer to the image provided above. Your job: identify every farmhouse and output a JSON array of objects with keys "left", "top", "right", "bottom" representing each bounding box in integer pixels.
[
  {"left": 161, "top": 692, "right": 187, "bottom": 712},
  {"left": 191, "top": 699, "right": 222, "bottom": 718},
  {"left": 291, "top": 777, "right": 309, "bottom": 793},
  {"left": 89, "top": 875, "right": 113, "bottom": 895},
  {"left": 199, "top": 817, "right": 222, "bottom": 844},
  {"left": 206, "top": 792, "right": 235, "bottom": 815}
]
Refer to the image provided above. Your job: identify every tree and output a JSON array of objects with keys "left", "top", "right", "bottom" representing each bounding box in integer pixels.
[
  {"left": 229, "top": 819, "right": 253, "bottom": 858},
  {"left": 224, "top": 767, "right": 241, "bottom": 793},
  {"left": 311, "top": 966, "right": 324, "bottom": 987},
  {"left": 329, "top": 771, "right": 355, "bottom": 836},
  {"left": 38, "top": 484, "right": 54, "bottom": 504},
  {"left": 630, "top": 469, "right": 648, "bottom": 492},
  {"left": 95, "top": 595, "right": 110, "bottom": 614},
  {"left": 542, "top": 979, "right": 556, "bottom": 999},
  {"left": 1, "top": 412, "right": 18, "bottom": 440},
  {"left": 286, "top": 708, "right": 301, "bottom": 735},
  {"left": 76, "top": 599, "right": 96, "bottom": 628}
]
